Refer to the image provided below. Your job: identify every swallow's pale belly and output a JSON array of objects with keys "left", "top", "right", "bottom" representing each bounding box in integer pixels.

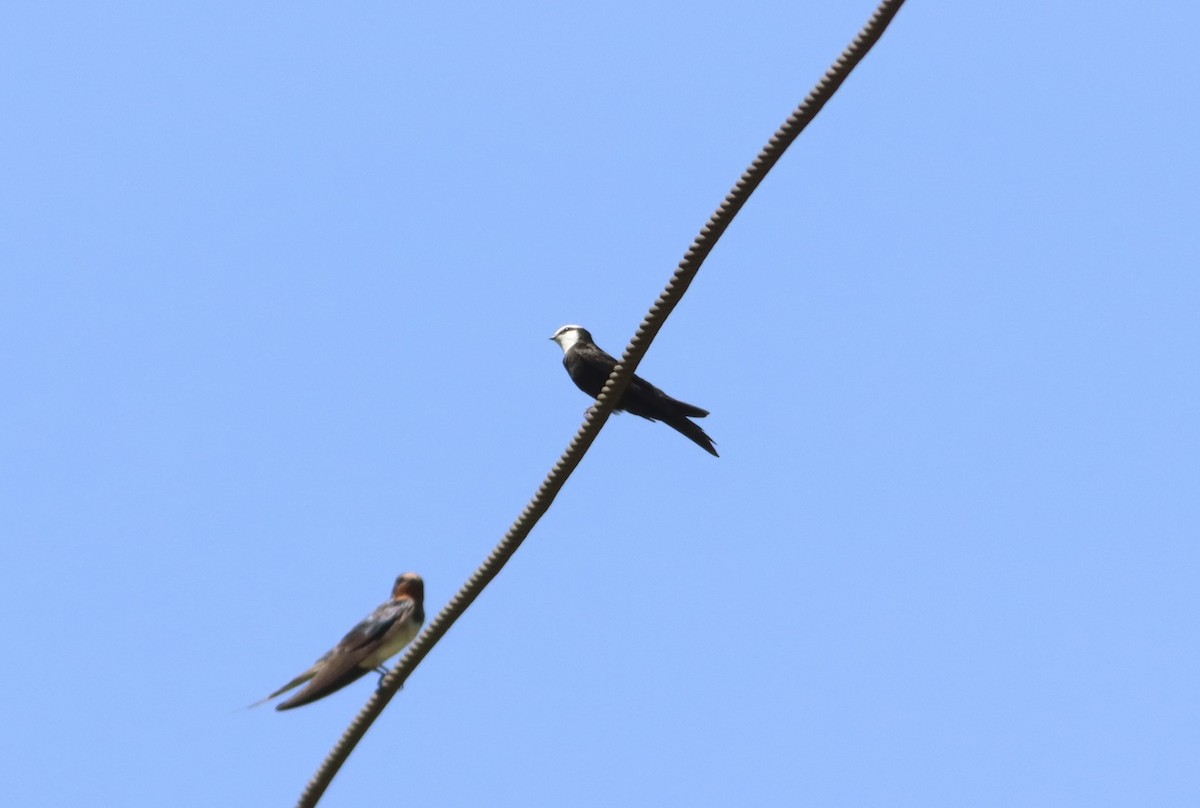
[{"left": 361, "top": 621, "right": 421, "bottom": 669}]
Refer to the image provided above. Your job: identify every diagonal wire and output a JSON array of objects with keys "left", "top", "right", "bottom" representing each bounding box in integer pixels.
[{"left": 295, "top": 2, "right": 906, "bottom": 805}]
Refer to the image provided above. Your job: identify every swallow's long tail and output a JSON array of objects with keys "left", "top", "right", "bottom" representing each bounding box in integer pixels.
[
  {"left": 664, "top": 415, "right": 718, "bottom": 457},
  {"left": 246, "top": 669, "right": 315, "bottom": 709},
  {"left": 275, "top": 666, "right": 373, "bottom": 711},
  {"left": 671, "top": 400, "right": 709, "bottom": 419}
]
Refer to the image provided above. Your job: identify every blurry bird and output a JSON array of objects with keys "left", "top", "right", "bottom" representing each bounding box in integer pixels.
[
  {"left": 253, "top": 572, "right": 425, "bottom": 711},
  {"left": 550, "top": 324, "right": 718, "bottom": 456}
]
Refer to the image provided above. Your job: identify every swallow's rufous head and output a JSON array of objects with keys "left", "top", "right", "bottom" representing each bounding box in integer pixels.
[{"left": 391, "top": 572, "right": 424, "bottom": 604}]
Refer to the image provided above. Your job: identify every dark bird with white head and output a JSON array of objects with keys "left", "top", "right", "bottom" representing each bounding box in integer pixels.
[{"left": 550, "top": 324, "right": 718, "bottom": 456}]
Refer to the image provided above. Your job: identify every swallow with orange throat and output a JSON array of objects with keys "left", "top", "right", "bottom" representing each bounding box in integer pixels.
[
  {"left": 550, "top": 324, "right": 718, "bottom": 456},
  {"left": 253, "top": 572, "right": 425, "bottom": 710}
]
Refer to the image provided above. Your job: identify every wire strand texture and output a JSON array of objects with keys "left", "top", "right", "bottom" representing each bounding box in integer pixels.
[{"left": 295, "top": 2, "right": 906, "bottom": 805}]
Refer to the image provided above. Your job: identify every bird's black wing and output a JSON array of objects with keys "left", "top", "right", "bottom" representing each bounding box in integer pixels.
[
  {"left": 568, "top": 343, "right": 709, "bottom": 421},
  {"left": 611, "top": 368, "right": 706, "bottom": 421}
]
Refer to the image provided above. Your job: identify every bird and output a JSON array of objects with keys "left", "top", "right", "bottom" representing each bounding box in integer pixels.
[
  {"left": 253, "top": 572, "right": 426, "bottom": 711},
  {"left": 550, "top": 324, "right": 718, "bottom": 456}
]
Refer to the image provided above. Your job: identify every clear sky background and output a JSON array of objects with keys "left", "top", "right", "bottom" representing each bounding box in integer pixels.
[{"left": 3, "top": 3, "right": 1197, "bottom": 806}]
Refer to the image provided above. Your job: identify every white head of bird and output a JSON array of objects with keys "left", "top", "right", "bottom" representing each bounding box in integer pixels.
[{"left": 550, "top": 324, "right": 592, "bottom": 353}]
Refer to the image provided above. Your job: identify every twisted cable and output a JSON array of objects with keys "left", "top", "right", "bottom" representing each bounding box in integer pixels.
[{"left": 296, "top": 2, "right": 906, "bottom": 804}]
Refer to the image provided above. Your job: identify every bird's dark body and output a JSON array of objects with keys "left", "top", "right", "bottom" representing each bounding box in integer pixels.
[{"left": 561, "top": 339, "right": 717, "bottom": 456}]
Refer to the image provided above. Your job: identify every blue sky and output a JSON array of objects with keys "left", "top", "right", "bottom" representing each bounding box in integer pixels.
[{"left": 3, "top": 2, "right": 1198, "bottom": 806}]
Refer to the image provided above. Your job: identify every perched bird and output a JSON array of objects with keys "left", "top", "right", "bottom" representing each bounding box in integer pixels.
[
  {"left": 253, "top": 572, "right": 425, "bottom": 711},
  {"left": 550, "top": 324, "right": 718, "bottom": 456}
]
